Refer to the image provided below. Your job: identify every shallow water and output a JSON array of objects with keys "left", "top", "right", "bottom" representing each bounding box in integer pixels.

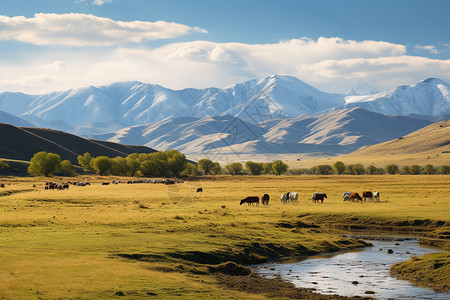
[{"left": 252, "top": 238, "right": 448, "bottom": 299}]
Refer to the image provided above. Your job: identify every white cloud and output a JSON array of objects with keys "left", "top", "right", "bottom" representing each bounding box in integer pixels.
[
  {"left": 0, "top": 37, "right": 449, "bottom": 94},
  {"left": 414, "top": 45, "right": 439, "bottom": 54},
  {"left": 92, "top": 0, "right": 113, "bottom": 5},
  {"left": 0, "top": 13, "right": 207, "bottom": 46}
]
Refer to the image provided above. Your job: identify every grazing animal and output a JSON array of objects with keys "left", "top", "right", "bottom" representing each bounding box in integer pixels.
[
  {"left": 342, "top": 192, "right": 352, "bottom": 201},
  {"left": 373, "top": 191, "right": 380, "bottom": 202},
  {"left": 63, "top": 184, "right": 69, "bottom": 190},
  {"left": 0, "top": 184, "right": 5, "bottom": 188},
  {"left": 350, "top": 192, "right": 362, "bottom": 202},
  {"left": 362, "top": 191, "right": 373, "bottom": 202},
  {"left": 240, "top": 196, "right": 259, "bottom": 206},
  {"left": 312, "top": 192, "right": 327, "bottom": 203},
  {"left": 281, "top": 193, "right": 288, "bottom": 204},
  {"left": 196, "top": 188, "right": 203, "bottom": 193},
  {"left": 261, "top": 194, "right": 270, "bottom": 205},
  {"left": 289, "top": 192, "right": 299, "bottom": 203},
  {"left": 102, "top": 182, "right": 110, "bottom": 185}
]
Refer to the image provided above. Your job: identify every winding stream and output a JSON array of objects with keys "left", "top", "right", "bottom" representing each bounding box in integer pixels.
[{"left": 252, "top": 238, "right": 448, "bottom": 299}]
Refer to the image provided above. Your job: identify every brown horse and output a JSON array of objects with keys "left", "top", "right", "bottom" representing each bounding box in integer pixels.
[
  {"left": 362, "top": 191, "right": 373, "bottom": 202},
  {"left": 240, "top": 196, "right": 259, "bottom": 206},
  {"left": 261, "top": 194, "right": 269, "bottom": 205},
  {"left": 312, "top": 192, "right": 327, "bottom": 203}
]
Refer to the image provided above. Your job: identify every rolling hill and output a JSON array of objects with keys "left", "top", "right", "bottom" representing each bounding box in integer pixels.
[
  {"left": 0, "top": 123, "right": 157, "bottom": 164},
  {"left": 289, "top": 120, "right": 450, "bottom": 168}
]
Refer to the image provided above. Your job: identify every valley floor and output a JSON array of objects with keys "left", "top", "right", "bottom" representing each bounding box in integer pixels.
[{"left": 0, "top": 175, "right": 448, "bottom": 299}]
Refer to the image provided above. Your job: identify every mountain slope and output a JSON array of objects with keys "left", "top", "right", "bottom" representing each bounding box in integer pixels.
[
  {"left": 0, "top": 111, "right": 35, "bottom": 127},
  {"left": 344, "top": 78, "right": 450, "bottom": 116},
  {"left": 97, "top": 108, "right": 432, "bottom": 155},
  {"left": 0, "top": 123, "right": 157, "bottom": 164}
]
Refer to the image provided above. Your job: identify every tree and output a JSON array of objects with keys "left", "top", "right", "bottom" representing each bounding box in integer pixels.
[
  {"left": 182, "top": 163, "right": 200, "bottom": 176},
  {"left": 316, "top": 164, "right": 333, "bottom": 175},
  {"left": 386, "top": 164, "right": 399, "bottom": 175},
  {"left": 211, "top": 162, "right": 222, "bottom": 175},
  {"left": 401, "top": 166, "right": 410, "bottom": 174},
  {"left": 367, "top": 165, "right": 376, "bottom": 175},
  {"left": 166, "top": 150, "right": 187, "bottom": 177},
  {"left": 60, "top": 160, "right": 76, "bottom": 176},
  {"left": 424, "top": 164, "right": 436, "bottom": 175},
  {"left": 225, "top": 162, "right": 243, "bottom": 175},
  {"left": 345, "top": 164, "right": 355, "bottom": 175},
  {"left": 245, "top": 161, "right": 263, "bottom": 175},
  {"left": 375, "top": 167, "right": 386, "bottom": 175},
  {"left": 198, "top": 159, "right": 215, "bottom": 175},
  {"left": 111, "top": 157, "right": 128, "bottom": 176},
  {"left": 77, "top": 152, "right": 94, "bottom": 174},
  {"left": 439, "top": 165, "right": 450, "bottom": 175},
  {"left": 272, "top": 160, "right": 288, "bottom": 175},
  {"left": 352, "top": 163, "right": 365, "bottom": 175},
  {"left": 333, "top": 161, "right": 345, "bottom": 175},
  {"left": 410, "top": 165, "right": 421, "bottom": 175},
  {"left": 126, "top": 157, "right": 141, "bottom": 176},
  {"left": 262, "top": 162, "right": 273, "bottom": 174},
  {"left": 28, "top": 151, "right": 62, "bottom": 177},
  {"left": 90, "top": 156, "right": 112, "bottom": 176}
]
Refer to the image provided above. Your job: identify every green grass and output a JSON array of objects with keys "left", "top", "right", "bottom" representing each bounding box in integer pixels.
[{"left": 0, "top": 175, "right": 448, "bottom": 299}]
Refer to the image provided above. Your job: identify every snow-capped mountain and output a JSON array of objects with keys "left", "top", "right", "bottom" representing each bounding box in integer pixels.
[
  {"left": 346, "top": 82, "right": 379, "bottom": 96},
  {"left": 0, "top": 110, "right": 35, "bottom": 127},
  {"left": 93, "top": 108, "right": 431, "bottom": 155},
  {"left": 344, "top": 78, "right": 450, "bottom": 116}
]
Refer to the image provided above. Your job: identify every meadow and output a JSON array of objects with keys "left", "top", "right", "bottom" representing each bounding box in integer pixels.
[{"left": 0, "top": 175, "right": 448, "bottom": 299}]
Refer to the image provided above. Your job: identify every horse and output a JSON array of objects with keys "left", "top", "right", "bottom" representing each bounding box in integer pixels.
[
  {"left": 350, "top": 192, "right": 362, "bottom": 202},
  {"left": 289, "top": 192, "right": 298, "bottom": 203},
  {"left": 261, "top": 194, "right": 269, "bottom": 205},
  {"left": 312, "top": 192, "right": 327, "bottom": 203},
  {"left": 342, "top": 192, "right": 352, "bottom": 201},
  {"left": 196, "top": 188, "right": 203, "bottom": 193},
  {"left": 240, "top": 196, "right": 259, "bottom": 206},
  {"left": 373, "top": 191, "right": 380, "bottom": 202},
  {"left": 362, "top": 191, "right": 373, "bottom": 202},
  {"left": 281, "top": 193, "right": 288, "bottom": 204}
]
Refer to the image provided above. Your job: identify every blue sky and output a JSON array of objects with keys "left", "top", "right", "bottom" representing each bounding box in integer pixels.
[{"left": 0, "top": 0, "right": 449, "bottom": 93}]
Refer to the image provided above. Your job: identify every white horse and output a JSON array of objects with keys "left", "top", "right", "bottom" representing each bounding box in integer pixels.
[
  {"left": 281, "top": 193, "right": 288, "bottom": 204},
  {"left": 289, "top": 192, "right": 299, "bottom": 203},
  {"left": 373, "top": 191, "right": 380, "bottom": 202}
]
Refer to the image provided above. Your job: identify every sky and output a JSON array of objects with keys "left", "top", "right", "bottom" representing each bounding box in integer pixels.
[{"left": 0, "top": 0, "right": 449, "bottom": 94}]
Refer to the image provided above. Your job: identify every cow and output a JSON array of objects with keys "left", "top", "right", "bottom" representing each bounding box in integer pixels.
[
  {"left": 102, "top": 182, "right": 110, "bottom": 185},
  {"left": 342, "top": 192, "right": 352, "bottom": 202},
  {"left": 240, "top": 196, "right": 259, "bottom": 206},
  {"left": 281, "top": 193, "right": 288, "bottom": 204},
  {"left": 289, "top": 192, "right": 299, "bottom": 203},
  {"left": 0, "top": 184, "right": 5, "bottom": 188},
  {"left": 350, "top": 192, "right": 362, "bottom": 202},
  {"left": 362, "top": 191, "right": 373, "bottom": 202},
  {"left": 312, "top": 192, "right": 327, "bottom": 203},
  {"left": 196, "top": 188, "right": 203, "bottom": 193},
  {"left": 373, "top": 191, "right": 380, "bottom": 202},
  {"left": 63, "top": 183, "right": 69, "bottom": 190},
  {"left": 261, "top": 194, "right": 269, "bottom": 205}
]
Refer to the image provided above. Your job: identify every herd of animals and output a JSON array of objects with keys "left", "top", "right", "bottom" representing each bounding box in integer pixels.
[
  {"left": 240, "top": 191, "right": 380, "bottom": 206},
  {"left": 2, "top": 180, "right": 379, "bottom": 206}
]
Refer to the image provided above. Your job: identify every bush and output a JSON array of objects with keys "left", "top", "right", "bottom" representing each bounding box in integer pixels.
[
  {"left": 245, "top": 161, "right": 263, "bottom": 175},
  {"left": 60, "top": 160, "right": 76, "bottom": 176},
  {"left": 225, "top": 162, "right": 243, "bottom": 175},
  {"left": 316, "top": 164, "right": 333, "bottom": 175},
  {"left": 439, "top": 165, "right": 450, "bottom": 175}
]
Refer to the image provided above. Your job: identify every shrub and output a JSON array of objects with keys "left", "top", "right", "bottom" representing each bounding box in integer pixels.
[
  {"left": 439, "top": 165, "right": 450, "bottom": 175},
  {"left": 316, "top": 164, "right": 333, "bottom": 175},
  {"left": 225, "top": 162, "right": 243, "bottom": 175}
]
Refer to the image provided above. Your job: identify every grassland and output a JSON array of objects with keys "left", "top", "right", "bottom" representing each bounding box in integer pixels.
[{"left": 0, "top": 175, "right": 449, "bottom": 299}]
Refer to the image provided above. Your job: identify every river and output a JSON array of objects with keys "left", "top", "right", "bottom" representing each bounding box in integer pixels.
[{"left": 252, "top": 238, "right": 448, "bottom": 299}]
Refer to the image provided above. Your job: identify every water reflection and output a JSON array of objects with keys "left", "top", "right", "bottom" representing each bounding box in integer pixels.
[{"left": 253, "top": 239, "right": 448, "bottom": 299}]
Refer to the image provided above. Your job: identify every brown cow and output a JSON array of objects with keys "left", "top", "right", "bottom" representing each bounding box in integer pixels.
[
  {"left": 261, "top": 194, "right": 269, "bottom": 205},
  {"left": 362, "top": 191, "right": 373, "bottom": 202},
  {"left": 240, "top": 196, "right": 259, "bottom": 206},
  {"left": 350, "top": 192, "right": 362, "bottom": 201}
]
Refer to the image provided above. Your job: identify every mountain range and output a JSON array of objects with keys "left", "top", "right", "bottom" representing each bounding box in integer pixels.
[{"left": 0, "top": 75, "right": 448, "bottom": 157}]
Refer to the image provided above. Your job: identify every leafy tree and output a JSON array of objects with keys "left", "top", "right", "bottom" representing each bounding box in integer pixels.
[
  {"left": 111, "top": 157, "right": 128, "bottom": 176},
  {"left": 375, "top": 167, "right": 386, "bottom": 175},
  {"left": 333, "top": 161, "right": 345, "bottom": 175},
  {"left": 367, "top": 165, "right": 377, "bottom": 175},
  {"left": 60, "top": 160, "right": 76, "bottom": 176},
  {"left": 352, "top": 163, "right": 365, "bottom": 175},
  {"left": 309, "top": 166, "right": 317, "bottom": 175},
  {"left": 401, "top": 166, "right": 410, "bottom": 174},
  {"left": 262, "top": 162, "right": 273, "bottom": 174},
  {"left": 424, "top": 164, "right": 436, "bottom": 175},
  {"left": 211, "top": 162, "right": 222, "bottom": 175},
  {"left": 140, "top": 160, "right": 156, "bottom": 177},
  {"left": 166, "top": 150, "right": 187, "bottom": 177},
  {"left": 225, "top": 162, "right": 243, "bottom": 175},
  {"left": 272, "top": 160, "right": 288, "bottom": 175},
  {"left": 28, "top": 151, "right": 62, "bottom": 177},
  {"left": 245, "top": 161, "right": 263, "bottom": 175},
  {"left": 345, "top": 164, "right": 355, "bottom": 175},
  {"left": 386, "top": 164, "right": 399, "bottom": 175},
  {"left": 77, "top": 152, "right": 94, "bottom": 173},
  {"left": 182, "top": 162, "right": 200, "bottom": 176},
  {"left": 198, "top": 159, "right": 215, "bottom": 175},
  {"left": 126, "top": 157, "right": 141, "bottom": 176},
  {"left": 439, "top": 165, "right": 450, "bottom": 175},
  {"left": 316, "top": 164, "right": 333, "bottom": 175},
  {"left": 90, "top": 156, "right": 112, "bottom": 176},
  {"left": 0, "top": 160, "right": 9, "bottom": 169},
  {"left": 410, "top": 165, "right": 421, "bottom": 175}
]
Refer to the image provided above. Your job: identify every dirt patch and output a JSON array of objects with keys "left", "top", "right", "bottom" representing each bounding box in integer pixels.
[{"left": 215, "top": 273, "right": 372, "bottom": 299}]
